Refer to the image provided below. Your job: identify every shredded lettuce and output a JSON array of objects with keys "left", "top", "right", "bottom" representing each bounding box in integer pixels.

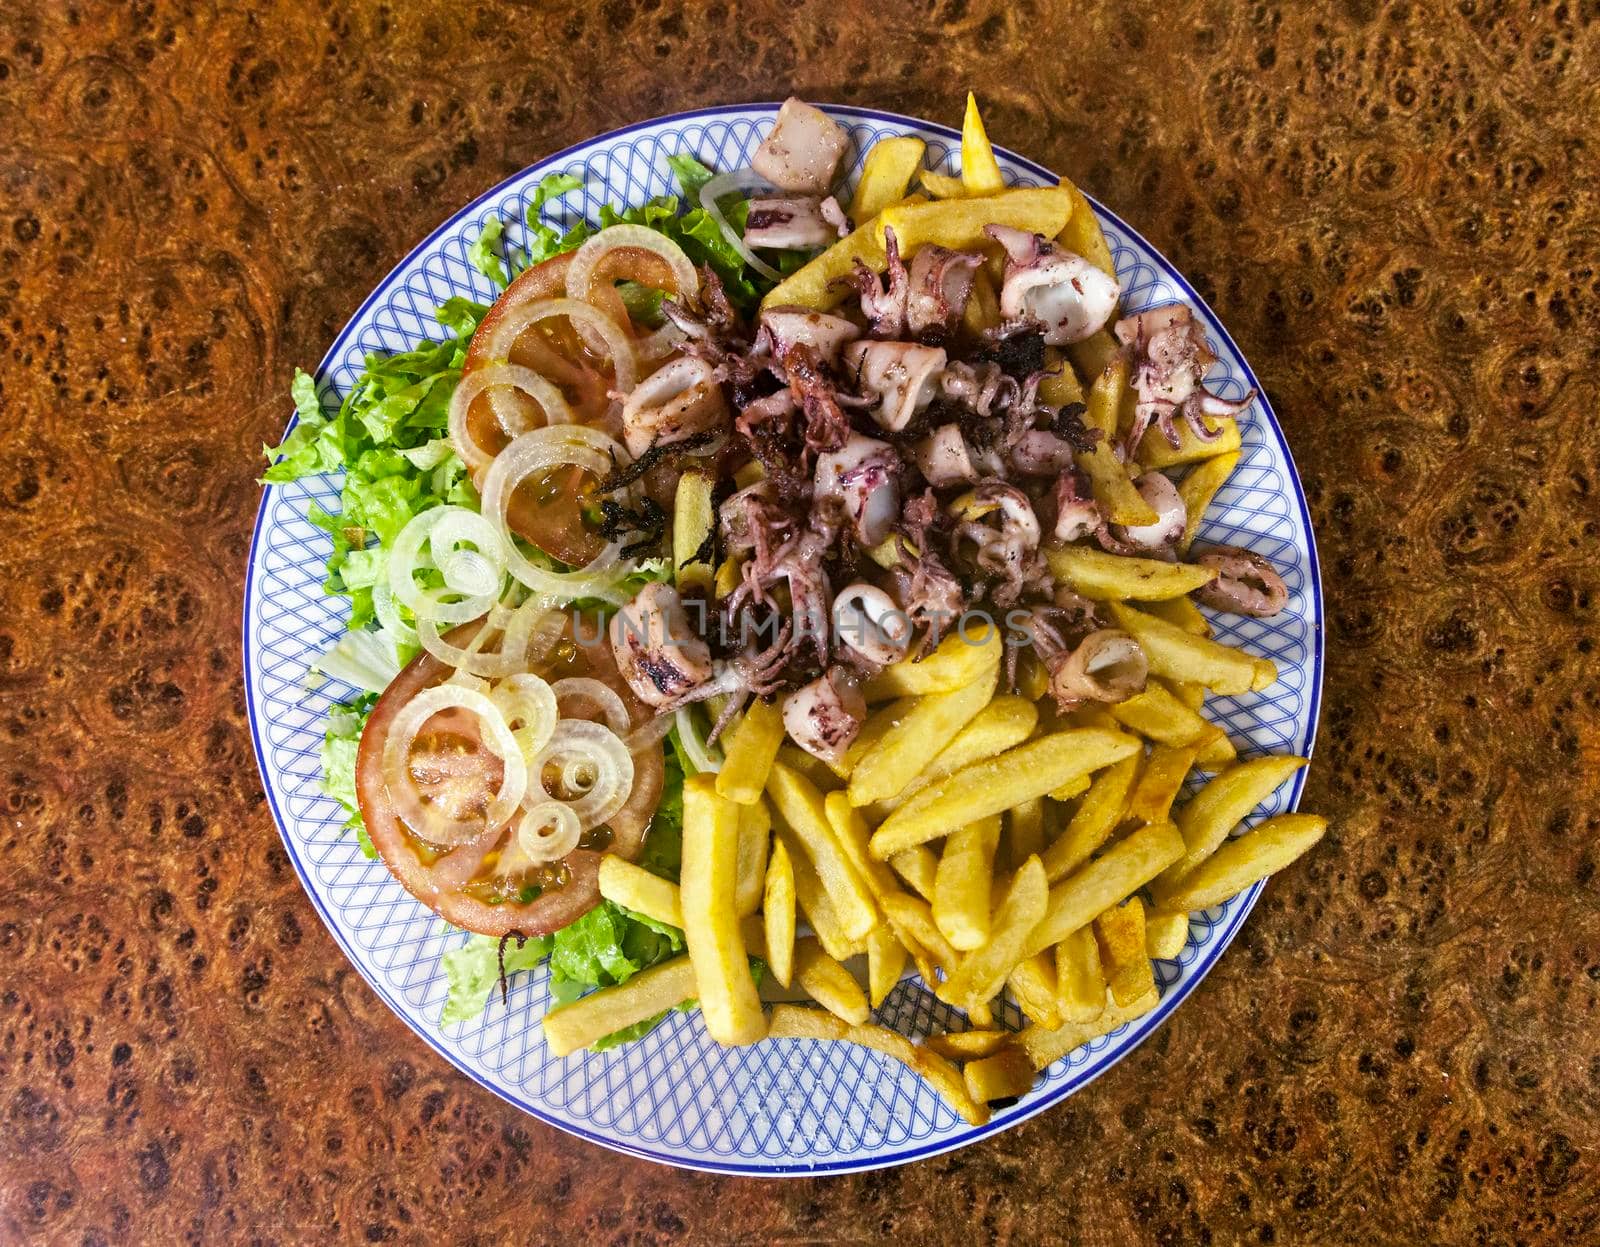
[
  {"left": 320, "top": 697, "right": 378, "bottom": 859},
  {"left": 467, "top": 216, "right": 511, "bottom": 289},
  {"left": 440, "top": 931, "right": 554, "bottom": 1025}
]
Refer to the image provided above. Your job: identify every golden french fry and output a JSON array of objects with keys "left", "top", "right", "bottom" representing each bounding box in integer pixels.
[
  {"left": 681, "top": 776, "right": 767, "bottom": 1046},
  {"left": 1137, "top": 414, "right": 1243, "bottom": 470},
  {"left": 961, "top": 93, "right": 1006, "bottom": 194},
  {"left": 598, "top": 854, "right": 683, "bottom": 930},
  {"left": 1006, "top": 797, "right": 1046, "bottom": 872},
  {"left": 1078, "top": 355, "right": 1158, "bottom": 526},
  {"left": 838, "top": 697, "right": 911, "bottom": 775},
  {"left": 732, "top": 458, "right": 765, "bottom": 489},
  {"left": 735, "top": 798, "right": 771, "bottom": 917},
  {"left": 767, "top": 762, "right": 879, "bottom": 940},
  {"left": 962, "top": 266, "right": 1000, "bottom": 338},
  {"left": 1108, "top": 601, "right": 1277, "bottom": 695},
  {"left": 1145, "top": 909, "right": 1190, "bottom": 960},
  {"left": 672, "top": 470, "right": 715, "bottom": 595},
  {"left": 1093, "top": 898, "right": 1155, "bottom": 1007},
  {"left": 890, "top": 845, "right": 940, "bottom": 902},
  {"left": 1006, "top": 952, "right": 1062, "bottom": 1030},
  {"left": 938, "top": 855, "right": 1049, "bottom": 1013},
  {"left": 717, "top": 699, "right": 786, "bottom": 806},
  {"left": 1110, "top": 683, "right": 1233, "bottom": 768},
  {"left": 1154, "top": 755, "right": 1308, "bottom": 896},
  {"left": 1054, "top": 925, "right": 1107, "bottom": 1024},
  {"left": 1043, "top": 545, "right": 1217, "bottom": 602},
  {"left": 823, "top": 791, "right": 905, "bottom": 899},
  {"left": 780, "top": 828, "right": 859, "bottom": 962},
  {"left": 1024, "top": 821, "right": 1185, "bottom": 958},
  {"left": 1127, "top": 742, "right": 1202, "bottom": 826},
  {"left": 759, "top": 193, "right": 924, "bottom": 311},
  {"left": 849, "top": 665, "right": 997, "bottom": 806},
  {"left": 922, "top": 1029, "right": 1013, "bottom": 1061},
  {"left": 542, "top": 956, "right": 697, "bottom": 1058},
  {"left": 933, "top": 816, "right": 1002, "bottom": 951},
  {"left": 879, "top": 892, "right": 959, "bottom": 975},
  {"left": 878, "top": 186, "right": 1073, "bottom": 255},
  {"left": 775, "top": 743, "right": 844, "bottom": 792},
  {"left": 1160, "top": 813, "right": 1328, "bottom": 911},
  {"left": 1143, "top": 596, "right": 1211, "bottom": 638},
  {"left": 849, "top": 135, "right": 927, "bottom": 223},
  {"left": 871, "top": 728, "right": 1142, "bottom": 859},
  {"left": 919, "top": 167, "right": 968, "bottom": 198},
  {"left": 1039, "top": 346, "right": 1086, "bottom": 407},
  {"left": 1069, "top": 329, "right": 1121, "bottom": 390},
  {"left": 1046, "top": 773, "right": 1092, "bottom": 803},
  {"left": 766, "top": 1005, "right": 990, "bottom": 1125},
  {"left": 1043, "top": 752, "right": 1140, "bottom": 882},
  {"left": 713, "top": 556, "right": 743, "bottom": 601},
  {"left": 763, "top": 837, "right": 796, "bottom": 987},
  {"left": 864, "top": 620, "right": 1001, "bottom": 699},
  {"left": 866, "top": 926, "right": 908, "bottom": 1009},
  {"left": 1172, "top": 680, "right": 1206, "bottom": 713},
  {"left": 1056, "top": 176, "right": 1115, "bottom": 277},
  {"left": 1020, "top": 987, "right": 1159, "bottom": 1070},
  {"left": 870, "top": 694, "right": 1038, "bottom": 819},
  {"left": 1177, "top": 451, "right": 1241, "bottom": 555},
  {"left": 794, "top": 938, "right": 870, "bottom": 1025},
  {"left": 964, "top": 1046, "right": 1036, "bottom": 1105}
]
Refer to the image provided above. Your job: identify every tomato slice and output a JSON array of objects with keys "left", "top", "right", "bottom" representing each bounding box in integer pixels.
[{"left": 355, "top": 614, "right": 664, "bottom": 937}]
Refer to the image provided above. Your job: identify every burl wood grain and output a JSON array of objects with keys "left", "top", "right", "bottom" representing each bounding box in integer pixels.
[{"left": 1, "top": 0, "right": 1595, "bottom": 1242}]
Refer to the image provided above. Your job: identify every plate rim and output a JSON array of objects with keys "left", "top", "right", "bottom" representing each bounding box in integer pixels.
[{"left": 242, "top": 101, "right": 1325, "bottom": 1176}]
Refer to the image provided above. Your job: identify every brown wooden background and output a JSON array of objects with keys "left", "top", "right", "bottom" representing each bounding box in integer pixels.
[{"left": 2, "top": 1, "right": 1596, "bottom": 1242}]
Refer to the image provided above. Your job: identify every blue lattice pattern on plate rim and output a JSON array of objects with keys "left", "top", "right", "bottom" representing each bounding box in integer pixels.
[{"left": 244, "top": 104, "right": 1324, "bottom": 1174}]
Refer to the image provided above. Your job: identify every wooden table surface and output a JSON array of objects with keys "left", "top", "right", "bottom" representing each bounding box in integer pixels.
[{"left": 4, "top": 1, "right": 1596, "bottom": 1242}]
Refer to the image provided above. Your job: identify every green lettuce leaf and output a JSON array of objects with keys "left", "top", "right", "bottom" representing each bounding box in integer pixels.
[
  {"left": 666, "top": 153, "right": 715, "bottom": 197},
  {"left": 320, "top": 696, "right": 377, "bottom": 858},
  {"left": 440, "top": 933, "right": 554, "bottom": 1026},
  {"left": 467, "top": 216, "right": 510, "bottom": 289}
]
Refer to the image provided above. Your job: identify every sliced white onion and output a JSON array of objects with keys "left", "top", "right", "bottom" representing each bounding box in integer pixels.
[
  {"left": 675, "top": 705, "right": 724, "bottom": 774},
  {"left": 551, "top": 677, "right": 631, "bottom": 735},
  {"left": 389, "top": 506, "right": 508, "bottom": 625},
  {"left": 529, "top": 719, "right": 634, "bottom": 831},
  {"left": 478, "top": 297, "right": 639, "bottom": 432},
  {"left": 491, "top": 672, "right": 560, "bottom": 762},
  {"left": 480, "top": 426, "right": 637, "bottom": 605},
  {"left": 446, "top": 363, "right": 575, "bottom": 472},
  {"left": 516, "top": 801, "right": 582, "bottom": 864},
  {"left": 382, "top": 685, "right": 527, "bottom": 847},
  {"left": 624, "top": 712, "right": 675, "bottom": 752},
  {"left": 371, "top": 562, "right": 418, "bottom": 649},
  {"left": 567, "top": 224, "right": 699, "bottom": 361},
  {"left": 700, "top": 170, "right": 784, "bottom": 283}
]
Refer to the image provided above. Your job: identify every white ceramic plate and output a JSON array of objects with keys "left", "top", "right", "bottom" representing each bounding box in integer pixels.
[{"left": 244, "top": 103, "right": 1324, "bottom": 1175}]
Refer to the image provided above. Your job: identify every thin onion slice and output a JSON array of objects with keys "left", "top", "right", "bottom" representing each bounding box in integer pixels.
[
  {"left": 481, "top": 426, "right": 638, "bottom": 605},
  {"left": 624, "top": 712, "right": 675, "bottom": 752},
  {"left": 675, "top": 705, "right": 724, "bottom": 774},
  {"left": 382, "top": 685, "right": 527, "bottom": 846},
  {"left": 566, "top": 224, "right": 700, "bottom": 363},
  {"left": 389, "top": 506, "right": 507, "bottom": 625},
  {"left": 477, "top": 297, "right": 639, "bottom": 432},
  {"left": 416, "top": 594, "right": 565, "bottom": 678},
  {"left": 516, "top": 802, "right": 582, "bottom": 864},
  {"left": 700, "top": 170, "right": 783, "bottom": 283},
  {"left": 551, "top": 677, "right": 631, "bottom": 736},
  {"left": 447, "top": 363, "right": 575, "bottom": 472},
  {"left": 530, "top": 719, "right": 634, "bottom": 831},
  {"left": 490, "top": 672, "right": 560, "bottom": 762}
]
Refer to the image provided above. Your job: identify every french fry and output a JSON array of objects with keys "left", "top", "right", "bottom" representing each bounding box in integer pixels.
[
  {"left": 680, "top": 776, "right": 767, "bottom": 1045},
  {"left": 1108, "top": 601, "right": 1277, "bottom": 695},
  {"left": 922, "top": 1029, "right": 1013, "bottom": 1061},
  {"left": 542, "top": 956, "right": 697, "bottom": 1058},
  {"left": 713, "top": 556, "right": 743, "bottom": 600},
  {"left": 1172, "top": 680, "right": 1206, "bottom": 713},
  {"left": 598, "top": 855, "right": 683, "bottom": 929},
  {"left": 879, "top": 892, "right": 960, "bottom": 975},
  {"left": 919, "top": 167, "right": 968, "bottom": 198},
  {"left": 864, "top": 620, "right": 1000, "bottom": 699},
  {"left": 775, "top": 743, "right": 842, "bottom": 792},
  {"left": 849, "top": 135, "right": 927, "bottom": 223},
  {"left": 1023, "top": 821, "right": 1185, "bottom": 957},
  {"left": 759, "top": 193, "right": 926, "bottom": 311},
  {"left": 866, "top": 927, "right": 908, "bottom": 1009},
  {"left": 766, "top": 1005, "right": 990, "bottom": 1125},
  {"left": 964, "top": 1046, "right": 1036, "bottom": 1105},
  {"left": 1043, "top": 545, "right": 1217, "bottom": 602},
  {"left": 1177, "top": 450, "right": 1241, "bottom": 555},
  {"left": 962, "top": 266, "right": 1000, "bottom": 338},
  {"left": 1043, "top": 753, "right": 1140, "bottom": 882},
  {"left": 878, "top": 187, "right": 1072, "bottom": 255},
  {"left": 938, "top": 855, "right": 1049, "bottom": 1013},
  {"left": 1006, "top": 952, "right": 1062, "bottom": 1030},
  {"left": 823, "top": 791, "right": 905, "bottom": 902},
  {"left": 1143, "top": 596, "right": 1211, "bottom": 638},
  {"left": 1056, "top": 177, "right": 1115, "bottom": 277},
  {"left": 1006, "top": 797, "right": 1047, "bottom": 872},
  {"left": 870, "top": 695, "right": 1038, "bottom": 819},
  {"left": 961, "top": 92, "right": 1006, "bottom": 194},
  {"left": 890, "top": 846, "right": 940, "bottom": 901},
  {"left": 1137, "top": 413, "right": 1243, "bottom": 469},
  {"left": 717, "top": 698, "right": 786, "bottom": 805},
  {"left": 1039, "top": 346, "right": 1086, "bottom": 407},
  {"left": 763, "top": 837, "right": 796, "bottom": 987},
  {"left": 934, "top": 815, "right": 1002, "bottom": 951},
  {"left": 837, "top": 699, "right": 909, "bottom": 776},
  {"left": 1046, "top": 773, "right": 1092, "bottom": 803},
  {"left": 1160, "top": 813, "right": 1328, "bottom": 911},
  {"left": 794, "top": 938, "right": 871, "bottom": 1025},
  {"left": 1110, "top": 683, "right": 1234, "bottom": 768},
  {"left": 1054, "top": 925, "right": 1107, "bottom": 1024},
  {"left": 1154, "top": 755, "right": 1308, "bottom": 896},
  {"left": 1069, "top": 329, "right": 1122, "bottom": 388},
  {"left": 780, "top": 828, "right": 860, "bottom": 962},
  {"left": 1077, "top": 355, "right": 1158, "bottom": 526},
  {"left": 732, "top": 458, "right": 766, "bottom": 489},
  {"left": 1127, "top": 741, "right": 1202, "bottom": 825},
  {"left": 849, "top": 664, "right": 997, "bottom": 806},
  {"left": 767, "top": 762, "right": 879, "bottom": 941},
  {"left": 1145, "top": 909, "right": 1190, "bottom": 960},
  {"left": 672, "top": 470, "right": 715, "bottom": 595},
  {"left": 1019, "top": 987, "right": 1160, "bottom": 1070},
  {"left": 735, "top": 798, "right": 771, "bottom": 917},
  {"left": 871, "top": 728, "right": 1142, "bottom": 859},
  {"left": 1094, "top": 898, "right": 1155, "bottom": 1007}
]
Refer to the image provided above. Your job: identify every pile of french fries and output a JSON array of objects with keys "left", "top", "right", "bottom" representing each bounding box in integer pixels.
[{"left": 541, "top": 97, "right": 1328, "bottom": 1125}]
